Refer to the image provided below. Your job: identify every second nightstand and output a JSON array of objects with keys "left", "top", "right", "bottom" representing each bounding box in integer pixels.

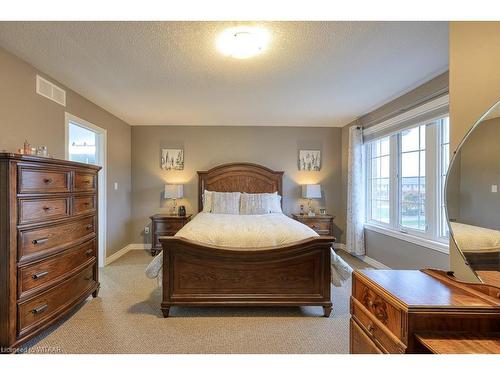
[
  {"left": 292, "top": 213, "right": 334, "bottom": 236},
  {"left": 150, "top": 214, "right": 192, "bottom": 256}
]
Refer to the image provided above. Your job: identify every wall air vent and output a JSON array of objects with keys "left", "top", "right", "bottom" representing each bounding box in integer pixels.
[{"left": 36, "top": 75, "right": 66, "bottom": 107}]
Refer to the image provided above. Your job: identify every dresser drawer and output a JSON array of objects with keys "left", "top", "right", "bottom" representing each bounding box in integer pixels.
[
  {"left": 350, "top": 318, "right": 383, "bottom": 354},
  {"left": 73, "top": 195, "right": 96, "bottom": 215},
  {"left": 353, "top": 278, "right": 403, "bottom": 339},
  {"left": 18, "top": 239, "right": 96, "bottom": 299},
  {"left": 18, "top": 216, "right": 96, "bottom": 262},
  {"left": 18, "top": 197, "right": 71, "bottom": 224},
  {"left": 74, "top": 172, "right": 96, "bottom": 192},
  {"left": 17, "top": 264, "right": 95, "bottom": 335},
  {"left": 18, "top": 166, "right": 71, "bottom": 194},
  {"left": 351, "top": 297, "right": 406, "bottom": 353},
  {"left": 156, "top": 220, "right": 184, "bottom": 232},
  {"left": 305, "top": 220, "right": 330, "bottom": 232}
]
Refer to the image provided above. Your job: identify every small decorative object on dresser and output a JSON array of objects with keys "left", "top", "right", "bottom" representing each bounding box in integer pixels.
[
  {"left": 0, "top": 153, "right": 101, "bottom": 350},
  {"left": 350, "top": 269, "right": 500, "bottom": 354},
  {"left": 150, "top": 214, "right": 192, "bottom": 256},
  {"left": 292, "top": 213, "right": 333, "bottom": 236}
]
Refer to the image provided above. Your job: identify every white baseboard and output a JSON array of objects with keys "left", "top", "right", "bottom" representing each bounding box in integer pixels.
[
  {"left": 105, "top": 243, "right": 152, "bottom": 265},
  {"left": 129, "top": 243, "right": 152, "bottom": 251},
  {"left": 333, "top": 243, "right": 391, "bottom": 270},
  {"left": 356, "top": 255, "right": 391, "bottom": 270}
]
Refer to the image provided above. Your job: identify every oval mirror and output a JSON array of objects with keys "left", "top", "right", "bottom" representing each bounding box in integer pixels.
[{"left": 445, "top": 101, "right": 500, "bottom": 287}]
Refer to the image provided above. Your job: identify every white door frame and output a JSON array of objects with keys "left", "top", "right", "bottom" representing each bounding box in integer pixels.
[{"left": 65, "top": 112, "right": 107, "bottom": 268}]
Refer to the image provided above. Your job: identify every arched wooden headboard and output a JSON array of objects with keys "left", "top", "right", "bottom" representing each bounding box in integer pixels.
[{"left": 197, "top": 163, "right": 284, "bottom": 212}]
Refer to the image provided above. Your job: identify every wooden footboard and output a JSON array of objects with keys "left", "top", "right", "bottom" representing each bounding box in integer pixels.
[{"left": 159, "top": 236, "right": 334, "bottom": 317}]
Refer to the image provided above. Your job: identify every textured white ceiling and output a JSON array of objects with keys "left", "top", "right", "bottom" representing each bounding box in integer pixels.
[{"left": 0, "top": 21, "right": 448, "bottom": 127}]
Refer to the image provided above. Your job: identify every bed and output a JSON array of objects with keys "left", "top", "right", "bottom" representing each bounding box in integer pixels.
[
  {"left": 147, "top": 163, "right": 351, "bottom": 317},
  {"left": 450, "top": 222, "right": 500, "bottom": 272}
]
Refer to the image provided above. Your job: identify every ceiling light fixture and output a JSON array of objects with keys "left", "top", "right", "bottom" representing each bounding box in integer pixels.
[{"left": 216, "top": 26, "right": 270, "bottom": 59}]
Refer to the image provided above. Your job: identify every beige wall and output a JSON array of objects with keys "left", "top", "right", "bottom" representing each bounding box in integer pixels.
[
  {"left": 131, "top": 126, "right": 343, "bottom": 244},
  {"left": 456, "top": 118, "right": 500, "bottom": 230},
  {"left": 449, "top": 22, "right": 500, "bottom": 281},
  {"left": 339, "top": 72, "right": 449, "bottom": 269},
  {"left": 0, "top": 47, "right": 132, "bottom": 257}
]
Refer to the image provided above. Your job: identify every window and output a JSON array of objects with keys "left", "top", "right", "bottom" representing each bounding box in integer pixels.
[
  {"left": 366, "top": 137, "right": 391, "bottom": 224},
  {"left": 438, "top": 118, "right": 450, "bottom": 239},
  {"left": 365, "top": 115, "right": 450, "bottom": 251},
  {"left": 68, "top": 122, "right": 97, "bottom": 164}
]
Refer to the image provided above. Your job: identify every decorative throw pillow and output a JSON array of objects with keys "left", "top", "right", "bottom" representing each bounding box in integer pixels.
[
  {"left": 211, "top": 192, "right": 241, "bottom": 214},
  {"left": 202, "top": 190, "right": 214, "bottom": 213},
  {"left": 267, "top": 192, "right": 283, "bottom": 213},
  {"left": 240, "top": 193, "right": 272, "bottom": 215}
]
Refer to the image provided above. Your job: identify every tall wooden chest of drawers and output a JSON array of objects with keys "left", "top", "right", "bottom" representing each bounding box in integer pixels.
[{"left": 0, "top": 153, "right": 101, "bottom": 350}]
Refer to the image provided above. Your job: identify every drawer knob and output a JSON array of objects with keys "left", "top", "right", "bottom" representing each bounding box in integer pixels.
[
  {"left": 43, "top": 178, "right": 53, "bottom": 184},
  {"left": 86, "top": 224, "right": 93, "bottom": 230},
  {"left": 367, "top": 323, "right": 374, "bottom": 333},
  {"left": 32, "top": 237, "right": 49, "bottom": 245},
  {"left": 32, "top": 271, "right": 49, "bottom": 280},
  {"left": 32, "top": 304, "right": 48, "bottom": 314},
  {"left": 85, "top": 249, "right": 94, "bottom": 256},
  {"left": 83, "top": 202, "right": 90, "bottom": 206},
  {"left": 42, "top": 206, "right": 52, "bottom": 211},
  {"left": 84, "top": 275, "right": 93, "bottom": 281}
]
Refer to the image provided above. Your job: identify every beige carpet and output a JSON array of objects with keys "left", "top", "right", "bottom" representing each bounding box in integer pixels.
[{"left": 23, "top": 250, "right": 371, "bottom": 354}]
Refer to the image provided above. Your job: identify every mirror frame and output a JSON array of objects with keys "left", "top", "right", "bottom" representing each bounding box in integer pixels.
[{"left": 444, "top": 99, "right": 500, "bottom": 283}]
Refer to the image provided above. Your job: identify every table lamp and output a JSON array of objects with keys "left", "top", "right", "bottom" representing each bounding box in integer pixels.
[
  {"left": 164, "top": 184, "right": 183, "bottom": 215},
  {"left": 302, "top": 184, "right": 321, "bottom": 216}
]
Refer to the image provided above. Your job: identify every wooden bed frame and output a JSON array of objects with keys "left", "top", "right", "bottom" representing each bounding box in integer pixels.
[{"left": 159, "top": 163, "right": 334, "bottom": 317}]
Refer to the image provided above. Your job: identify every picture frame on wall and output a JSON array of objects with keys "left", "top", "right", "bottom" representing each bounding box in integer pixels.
[
  {"left": 298, "top": 150, "right": 321, "bottom": 171},
  {"left": 161, "top": 148, "right": 184, "bottom": 170}
]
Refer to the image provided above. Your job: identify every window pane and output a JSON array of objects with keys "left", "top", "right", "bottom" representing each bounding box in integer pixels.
[
  {"left": 380, "top": 155, "right": 390, "bottom": 178},
  {"left": 380, "top": 138, "right": 390, "bottom": 155},
  {"left": 400, "top": 125, "right": 426, "bottom": 231},
  {"left": 401, "top": 152, "right": 419, "bottom": 177},
  {"left": 367, "top": 136, "right": 391, "bottom": 225},
  {"left": 401, "top": 127, "right": 420, "bottom": 152},
  {"left": 419, "top": 125, "right": 426, "bottom": 149},
  {"left": 68, "top": 123, "right": 97, "bottom": 165},
  {"left": 439, "top": 117, "right": 450, "bottom": 238}
]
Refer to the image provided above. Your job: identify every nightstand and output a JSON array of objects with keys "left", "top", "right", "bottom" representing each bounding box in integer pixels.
[
  {"left": 292, "top": 213, "right": 334, "bottom": 236},
  {"left": 150, "top": 214, "right": 192, "bottom": 256}
]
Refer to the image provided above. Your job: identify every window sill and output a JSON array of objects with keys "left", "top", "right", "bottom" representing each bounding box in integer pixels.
[{"left": 364, "top": 223, "right": 449, "bottom": 254}]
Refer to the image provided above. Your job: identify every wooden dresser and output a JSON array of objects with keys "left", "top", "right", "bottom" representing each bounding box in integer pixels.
[
  {"left": 150, "top": 214, "right": 192, "bottom": 256},
  {"left": 292, "top": 214, "right": 334, "bottom": 236},
  {"left": 0, "top": 153, "right": 101, "bottom": 351},
  {"left": 350, "top": 269, "right": 500, "bottom": 354}
]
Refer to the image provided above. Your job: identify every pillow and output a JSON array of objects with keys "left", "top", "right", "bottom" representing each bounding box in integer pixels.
[
  {"left": 202, "top": 190, "right": 214, "bottom": 213},
  {"left": 240, "top": 193, "right": 272, "bottom": 215},
  {"left": 267, "top": 192, "right": 283, "bottom": 213},
  {"left": 211, "top": 192, "right": 241, "bottom": 214}
]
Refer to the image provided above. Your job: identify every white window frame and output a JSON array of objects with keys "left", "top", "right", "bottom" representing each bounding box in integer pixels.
[
  {"left": 363, "top": 95, "right": 450, "bottom": 254},
  {"left": 65, "top": 113, "right": 107, "bottom": 267}
]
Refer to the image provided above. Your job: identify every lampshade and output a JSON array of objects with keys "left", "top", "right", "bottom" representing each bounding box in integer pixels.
[
  {"left": 302, "top": 184, "right": 321, "bottom": 199},
  {"left": 164, "top": 184, "right": 183, "bottom": 199}
]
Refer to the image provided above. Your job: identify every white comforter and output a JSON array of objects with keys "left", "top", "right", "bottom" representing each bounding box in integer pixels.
[
  {"left": 451, "top": 222, "right": 500, "bottom": 253},
  {"left": 146, "top": 212, "right": 352, "bottom": 286}
]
